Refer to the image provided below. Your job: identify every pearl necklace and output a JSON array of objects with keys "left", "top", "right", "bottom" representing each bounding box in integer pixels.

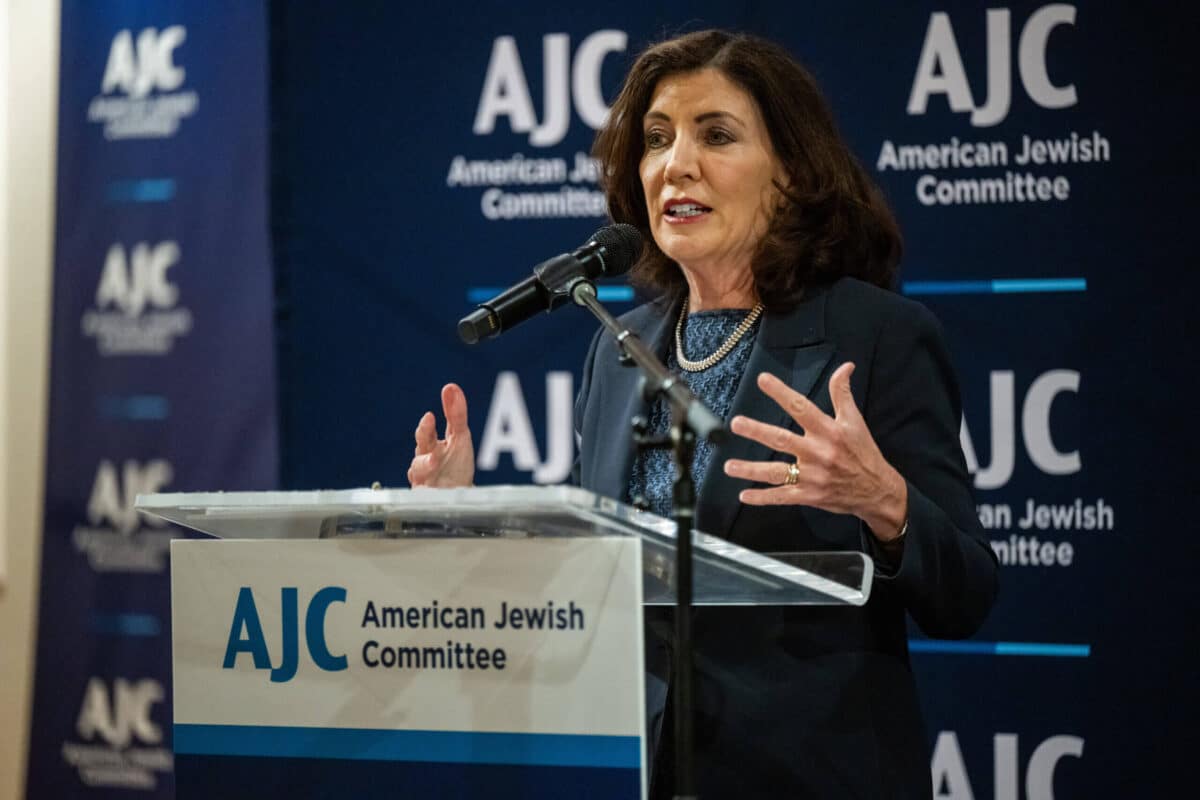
[{"left": 674, "top": 298, "right": 764, "bottom": 373}]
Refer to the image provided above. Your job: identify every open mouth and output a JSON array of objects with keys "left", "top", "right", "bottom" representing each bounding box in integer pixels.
[{"left": 665, "top": 202, "right": 712, "bottom": 218}]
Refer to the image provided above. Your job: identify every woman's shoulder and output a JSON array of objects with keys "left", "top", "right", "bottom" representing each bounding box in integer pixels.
[
  {"left": 824, "top": 275, "right": 926, "bottom": 314},
  {"left": 821, "top": 276, "right": 942, "bottom": 337}
]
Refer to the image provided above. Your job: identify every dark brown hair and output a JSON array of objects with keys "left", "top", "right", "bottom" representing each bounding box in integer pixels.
[{"left": 593, "top": 30, "right": 902, "bottom": 308}]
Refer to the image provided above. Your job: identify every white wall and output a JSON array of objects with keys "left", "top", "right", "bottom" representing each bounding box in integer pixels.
[
  {"left": 0, "top": 0, "right": 10, "bottom": 592},
  {"left": 0, "top": 1, "right": 59, "bottom": 798}
]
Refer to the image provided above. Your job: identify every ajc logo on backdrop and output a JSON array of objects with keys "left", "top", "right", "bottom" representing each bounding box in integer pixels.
[
  {"left": 223, "top": 587, "right": 348, "bottom": 683},
  {"left": 473, "top": 31, "right": 626, "bottom": 147},
  {"left": 908, "top": 4, "right": 1076, "bottom": 127},
  {"left": 932, "top": 730, "right": 1083, "bottom": 800},
  {"left": 445, "top": 30, "right": 625, "bottom": 221},
  {"left": 61, "top": 677, "right": 172, "bottom": 790},
  {"left": 879, "top": 4, "right": 1113, "bottom": 207},
  {"left": 961, "top": 369, "right": 1079, "bottom": 490},
  {"left": 72, "top": 459, "right": 175, "bottom": 574},
  {"left": 87, "top": 26, "right": 198, "bottom": 140},
  {"left": 81, "top": 241, "right": 194, "bottom": 357},
  {"left": 965, "top": 368, "right": 1113, "bottom": 570},
  {"left": 477, "top": 371, "right": 574, "bottom": 485}
]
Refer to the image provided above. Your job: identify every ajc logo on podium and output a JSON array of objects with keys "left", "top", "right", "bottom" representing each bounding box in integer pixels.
[{"left": 222, "top": 587, "right": 348, "bottom": 683}]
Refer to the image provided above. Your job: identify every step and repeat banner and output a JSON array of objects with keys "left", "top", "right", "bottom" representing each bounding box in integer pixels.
[
  {"left": 271, "top": 2, "right": 1193, "bottom": 797},
  {"left": 26, "top": 1, "right": 277, "bottom": 797},
  {"left": 26, "top": 1, "right": 1194, "bottom": 798}
]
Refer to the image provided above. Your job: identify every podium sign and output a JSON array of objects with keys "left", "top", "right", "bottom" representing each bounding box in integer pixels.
[
  {"left": 171, "top": 537, "right": 645, "bottom": 799},
  {"left": 151, "top": 485, "right": 871, "bottom": 799}
]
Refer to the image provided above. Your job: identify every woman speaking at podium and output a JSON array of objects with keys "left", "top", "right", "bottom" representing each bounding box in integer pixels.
[{"left": 408, "top": 29, "right": 998, "bottom": 800}]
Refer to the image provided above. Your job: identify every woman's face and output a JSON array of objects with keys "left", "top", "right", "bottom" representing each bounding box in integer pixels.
[{"left": 639, "top": 68, "right": 785, "bottom": 277}]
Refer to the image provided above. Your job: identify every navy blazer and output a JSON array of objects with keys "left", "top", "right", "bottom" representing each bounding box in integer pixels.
[{"left": 574, "top": 277, "right": 998, "bottom": 799}]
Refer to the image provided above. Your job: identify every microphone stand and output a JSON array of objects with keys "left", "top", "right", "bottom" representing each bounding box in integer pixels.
[{"left": 568, "top": 279, "right": 725, "bottom": 800}]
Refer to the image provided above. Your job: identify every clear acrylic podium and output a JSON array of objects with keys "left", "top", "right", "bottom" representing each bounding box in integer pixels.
[
  {"left": 141, "top": 486, "right": 873, "bottom": 800},
  {"left": 139, "top": 485, "right": 872, "bottom": 606}
]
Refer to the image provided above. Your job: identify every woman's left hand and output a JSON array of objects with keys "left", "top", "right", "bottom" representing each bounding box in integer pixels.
[{"left": 724, "top": 362, "right": 908, "bottom": 542}]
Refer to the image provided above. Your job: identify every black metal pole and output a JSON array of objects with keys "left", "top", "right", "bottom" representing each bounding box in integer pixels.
[
  {"left": 670, "top": 414, "right": 698, "bottom": 800},
  {"left": 570, "top": 281, "right": 716, "bottom": 800},
  {"left": 569, "top": 284, "right": 725, "bottom": 442}
]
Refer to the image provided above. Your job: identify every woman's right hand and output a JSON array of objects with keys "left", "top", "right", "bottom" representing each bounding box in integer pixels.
[{"left": 407, "top": 383, "right": 475, "bottom": 488}]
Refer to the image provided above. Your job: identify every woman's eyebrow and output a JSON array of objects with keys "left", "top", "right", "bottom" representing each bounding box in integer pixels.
[
  {"left": 694, "top": 111, "right": 743, "bottom": 125},
  {"left": 643, "top": 110, "right": 745, "bottom": 125}
]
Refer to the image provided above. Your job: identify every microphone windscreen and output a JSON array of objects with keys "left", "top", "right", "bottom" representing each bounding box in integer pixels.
[{"left": 589, "top": 223, "right": 643, "bottom": 276}]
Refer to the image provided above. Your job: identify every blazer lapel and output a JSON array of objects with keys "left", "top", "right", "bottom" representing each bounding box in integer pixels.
[
  {"left": 695, "top": 288, "right": 834, "bottom": 541},
  {"left": 586, "top": 296, "right": 681, "bottom": 503}
]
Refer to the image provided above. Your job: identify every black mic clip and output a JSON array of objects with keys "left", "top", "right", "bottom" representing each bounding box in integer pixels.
[{"left": 532, "top": 251, "right": 595, "bottom": 311}]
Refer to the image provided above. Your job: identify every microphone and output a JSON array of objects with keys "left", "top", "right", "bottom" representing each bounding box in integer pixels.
[{"left": 458, "top": 223, "right": 642, "bottom": 344}]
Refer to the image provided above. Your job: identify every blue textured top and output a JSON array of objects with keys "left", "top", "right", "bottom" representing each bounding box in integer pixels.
[{"left": 628, "top": 308, "right": 760, "bottom": 518}]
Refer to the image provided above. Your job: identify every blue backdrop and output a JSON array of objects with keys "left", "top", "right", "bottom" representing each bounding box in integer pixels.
[
  {"left": 27, "top": 1, "right": 277, "bottom": 797},
  {"left": 27, "top": 1, "right": 1198, "bottom": 797},
  {"left": 269, "top": 2, "right": 1197, "bottom": 797}
]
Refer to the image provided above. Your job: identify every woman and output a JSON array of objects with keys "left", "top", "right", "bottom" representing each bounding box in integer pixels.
[{"left": 410, "top": 30, "right": 997, "bottom": 799}]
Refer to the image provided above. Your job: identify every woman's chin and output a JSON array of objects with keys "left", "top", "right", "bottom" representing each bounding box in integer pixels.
[{"left": 656, "top": 234, "right": 715, "bottom": 266}]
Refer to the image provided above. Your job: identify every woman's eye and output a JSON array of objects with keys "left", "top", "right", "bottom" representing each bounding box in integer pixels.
[
  {"left": 706, "top": 128, "right": 734, "bottom": 144},
  {"left": 644, "top": 130, "right": 668, "bottom": 149}
]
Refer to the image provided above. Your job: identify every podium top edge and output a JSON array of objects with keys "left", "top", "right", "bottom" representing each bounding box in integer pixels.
[
  {"left": 135, "top": 485, "right": 602, "bottom": 510},
  {"left": 138, "top": 486, "right": 873, "bottom": 607}
]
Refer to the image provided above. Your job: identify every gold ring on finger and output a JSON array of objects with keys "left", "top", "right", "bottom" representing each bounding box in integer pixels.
[{"left": 783, "top": 462, "right": 800, "bottom": 486}]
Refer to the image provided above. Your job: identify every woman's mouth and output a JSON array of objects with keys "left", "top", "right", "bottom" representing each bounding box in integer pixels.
[{"left": 664, "top": 202, "right": 712, "bottom": 223}]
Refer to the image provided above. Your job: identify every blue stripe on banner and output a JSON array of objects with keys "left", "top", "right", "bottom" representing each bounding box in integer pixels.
[
  {"left": 174, "top": 724, "right": 641, "bottom": 768},
  {"left": 994, "top": 642, "right": 1092, "bottom": 657},
  {"left": 902, "top": 278, "right": 1087, "bottom": 295},
  {"left": 91, "top": 613, "right": 162, "bottom": 637},
  {"left": 901, "top": 280, "right": 991, "bottom": 295},
  {"left": 96, "top": 394, "right": 170, "bottom": 421},
  {"left": 466, "top": 286, "right": 635, "bottom": 304},
  {"left": 105, "top": 178, "right": 177, "bottom": 203},
  {"left": 909, "top": 640, "right": 1091, "bottom": 657},
  {"left": 992, "top": 278, "right": 1088, "bottom": 293}
]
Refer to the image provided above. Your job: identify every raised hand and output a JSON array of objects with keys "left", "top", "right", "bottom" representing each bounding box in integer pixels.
[
  {"left": 723, "top": 363, "right": 908, "bottom": 542},
  {"left": 407, "top": 383, "right": 475, "bottom": 488}
]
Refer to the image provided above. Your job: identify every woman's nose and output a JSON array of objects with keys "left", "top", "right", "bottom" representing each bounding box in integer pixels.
[{"left": 664, "top": 138, "right": 699, "bottom": 184}]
